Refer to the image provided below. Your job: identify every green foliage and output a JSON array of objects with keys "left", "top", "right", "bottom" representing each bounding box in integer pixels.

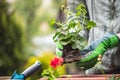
[
  {"left": 56, "top": 42, "right": 63, "bottom": 50},
  {"left": 14, "top": 0, "right": 42, "bottom": 39},
  {"left": 0, "top": 0, "right": 66, "bottom": 77},
  {"left": 49, "top": 19, "right": 56, "bottom": 27},
  {"left": 42, "top": 66, "right": 63, "bottom": 80},
  {"left": 56, "top": 48, "right": 63, "bottom": 57},
  {"left": 86, "top": 20, "right": 96, "bottom": 29},
  {"left": 52, "top": 3, "right": 96, "bottom": 50},
  {"left": 42, "top": 67, "right": 56, "bottom": 80},
  {"left": 0, "top": 0, "right": 27, "bottom": 75}
]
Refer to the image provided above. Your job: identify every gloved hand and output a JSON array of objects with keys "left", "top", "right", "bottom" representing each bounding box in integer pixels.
[
  {"left": 76, "top": 32, "right": 120, "bottom": 69},
  {"left": 55, "top": 32, "right": 120, "bottom": 68}
]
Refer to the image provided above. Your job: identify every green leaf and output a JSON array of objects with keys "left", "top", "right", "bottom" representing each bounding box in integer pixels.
[
  {"left": 76, "top": 3, "right": 86, "bottom": 16},
  {"left": 49, "top": 19, "right": 55, "bottom": 27},
  {"left": 53, "top": 31, "right": 60, "bottom": 42},
  {"left": 61, "top": 40, "right": 72, "bottom": 45},
  {"left": 76, "top": 11, "right": 81, "bottom": 16},
  {"left": 56, "top": 48, "right": 63, "bottom": 57},
  {"left": 60, "top": 35, "right": 72, "bottom": 42},
  {"left": 62, "top": 24, "right": 69, "bottom": 30},
  {"left": 69, "top": 21, "right": 75, "bottom": 28},
  {"left": 56, "top": 42, "right": 63, "bottom": 50},
  {"left": 72, "top": 37, "right": 86, "bottom": 50},
  {"left": 86, "top": 20, "right": 96, "bottom": 29}
]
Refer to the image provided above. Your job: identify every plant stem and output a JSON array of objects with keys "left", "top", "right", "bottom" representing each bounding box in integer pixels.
[{"left": 51, "top": 73, "right": 56, "bottom": 80}]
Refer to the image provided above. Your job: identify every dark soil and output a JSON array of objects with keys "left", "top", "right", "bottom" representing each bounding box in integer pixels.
[{"left": 62, "top": 45, "right": 82, "bottom": 63}]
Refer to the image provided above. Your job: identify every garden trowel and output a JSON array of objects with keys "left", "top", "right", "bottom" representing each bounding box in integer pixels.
[{"left": 11, "top": 61, "right": 41, "bottom": 80}]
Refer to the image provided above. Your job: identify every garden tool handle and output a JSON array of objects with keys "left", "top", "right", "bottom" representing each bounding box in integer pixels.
[{"left": 21, "top": 61, "right": 41, "bottom": 78}]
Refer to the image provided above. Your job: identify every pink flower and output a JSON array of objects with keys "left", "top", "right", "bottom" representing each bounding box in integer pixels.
[{"left": 50, "top": 56, "right": 63, "bottom": 69}]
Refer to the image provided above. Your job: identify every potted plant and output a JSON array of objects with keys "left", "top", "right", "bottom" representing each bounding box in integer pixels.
[{"left": 52, "top": 3, "right": 96, "bottom": 63}]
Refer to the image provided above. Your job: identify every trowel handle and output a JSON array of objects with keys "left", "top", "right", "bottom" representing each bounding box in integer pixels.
[{"left": 21, "top": 61, "right": 41, "bottom": 78}]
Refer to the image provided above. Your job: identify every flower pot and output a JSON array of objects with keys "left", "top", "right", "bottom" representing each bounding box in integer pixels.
[{"left": 39, "top": 74, "right": 120, "bottom": 80}]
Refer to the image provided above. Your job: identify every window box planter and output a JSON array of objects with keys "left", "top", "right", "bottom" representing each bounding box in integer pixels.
[{"left": 39, "top": 74, "right": 120, "bottom": 80}]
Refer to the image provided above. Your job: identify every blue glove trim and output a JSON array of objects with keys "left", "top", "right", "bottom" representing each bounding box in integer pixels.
[{"left": 81, "top": 32, "right": 116, "bottom": 55}]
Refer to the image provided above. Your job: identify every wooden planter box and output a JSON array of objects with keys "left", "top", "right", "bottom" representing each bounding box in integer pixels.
[
  {"left": 39, "top": 74, "right": 120, "bottom": 80},
  {"left": 0, "top": 76, "right": 10, "bottom": 80}
]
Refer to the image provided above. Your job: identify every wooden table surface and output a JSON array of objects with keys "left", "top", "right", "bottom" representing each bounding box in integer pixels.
[{"left": 40, "top": 74, "right": 120, "bottom": 80}]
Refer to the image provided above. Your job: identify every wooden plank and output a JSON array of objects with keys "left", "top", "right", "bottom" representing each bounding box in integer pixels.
[
  {"left": 0, "top": 76, "right": 10, "bottom": 80},
  {"left": 39, "top": 74, "right": 120, "bottom": 80}
]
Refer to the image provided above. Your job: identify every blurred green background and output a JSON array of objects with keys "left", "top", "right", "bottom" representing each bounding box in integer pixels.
[{"left": 0, "top": 0, "right": 82, "bottom": 80}]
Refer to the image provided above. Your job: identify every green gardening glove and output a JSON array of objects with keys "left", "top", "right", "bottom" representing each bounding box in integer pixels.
[{"left": 76, "top": 32, "right": 120, "bottom": 69}]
